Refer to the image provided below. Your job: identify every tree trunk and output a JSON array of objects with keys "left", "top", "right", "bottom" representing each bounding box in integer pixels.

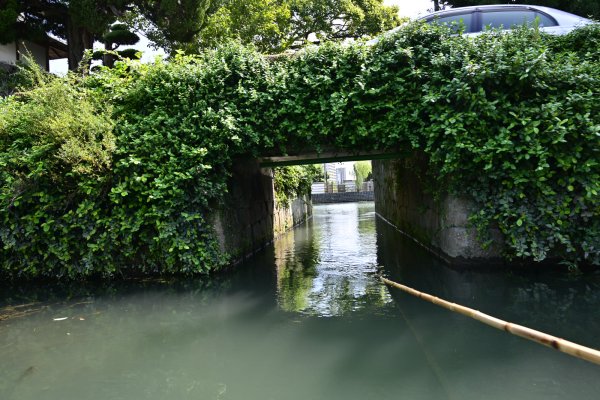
[
  {"left": 66, "top": 19, "right": 94, "bottom": 71},
  {"left": 103, "top": 42, "right": 116, "bottom": 69},
  {"left": 434, "top": 0, "right": 441, "bottom": 11}
]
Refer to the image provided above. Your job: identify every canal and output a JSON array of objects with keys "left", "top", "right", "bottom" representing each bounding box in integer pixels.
[{"left": 1, "top": 202, "right": 599, "bottom": 399}]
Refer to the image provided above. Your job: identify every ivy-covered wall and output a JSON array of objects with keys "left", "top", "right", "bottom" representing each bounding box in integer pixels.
[{"left": 0, "top": 22, "right": 598, "bottom": 279}]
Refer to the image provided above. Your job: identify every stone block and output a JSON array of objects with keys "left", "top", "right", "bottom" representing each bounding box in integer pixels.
[
  {"left": 373, "top": 156, "right": 504, "bottom": 265},
  {"left": 442, "top": 196, "right": 474, "bottom": 227}
]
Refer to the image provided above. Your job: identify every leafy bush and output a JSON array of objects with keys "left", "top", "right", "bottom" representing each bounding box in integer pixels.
[
  {"left": 0, "top": 65, "right": 18, "bottom": 97},
  {"left": 0, "top": 57, "right": 52, "bottom": 97},
  {"left": 547, "top": 22, "right": 600, "bottom": 61},
  {"left": 417, "top": 27, "right": 600, "bottom": 265},
  {"left": 1, "top": 23, "right": 598, "bottom": 279},
  {"left": 0, "top": 69, "right": 115, "bottom": 277}
]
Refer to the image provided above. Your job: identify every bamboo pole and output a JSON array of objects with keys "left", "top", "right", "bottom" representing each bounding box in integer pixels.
[{"left": 381, "top": 276, "right": 600, "bottom": 366}]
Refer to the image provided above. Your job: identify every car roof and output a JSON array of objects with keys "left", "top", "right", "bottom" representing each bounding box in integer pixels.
[
  {"left": 366, "top": 4, "right": 594, "bottom": 45},
  {"left": 419, "top": 5, "right": 593, "bottom": 26}
]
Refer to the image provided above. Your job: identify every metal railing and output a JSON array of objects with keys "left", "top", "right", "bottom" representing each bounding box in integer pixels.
[{"left": 311, "top": 181, "right": 374, "bottom": 194}]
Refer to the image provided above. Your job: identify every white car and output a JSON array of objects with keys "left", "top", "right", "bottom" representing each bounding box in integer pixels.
[
  {"left": 419, "top": 4, "right": 594, "bottom": 35},
  {"left": 368, "top": 4, "right": 594, "bottom": 44}
]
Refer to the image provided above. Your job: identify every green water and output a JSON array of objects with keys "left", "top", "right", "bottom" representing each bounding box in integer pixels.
[{"left": 1, "top": 202, "right": 599, "bottom": 399}]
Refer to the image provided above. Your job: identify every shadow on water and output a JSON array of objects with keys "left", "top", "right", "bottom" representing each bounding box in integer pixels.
[
  {"left": 376, "top": 216, "right": 600, "bottom": 347},
  {"left": 376, "top": 216, "right": 600, "bottom": 400}
]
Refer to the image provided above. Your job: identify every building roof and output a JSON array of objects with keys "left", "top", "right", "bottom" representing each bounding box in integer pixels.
[{"left": 46, "top": 37, "right": 67, "bottom": 60}]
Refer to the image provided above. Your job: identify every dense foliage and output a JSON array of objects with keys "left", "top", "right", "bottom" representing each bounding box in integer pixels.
[
  {"left": 274, "top": 165, "right": 323, "bottom": 204},
  {"left": 199, "top": 0, "right": 402, "bottom": 52},
  {"left": 0, "top": 65, "right": 18, "bottom": 97},
  {"left": 1, "top": 22, "right": 598, "bottom": 278},
  {"left": 0, "top": 69, "right": 116, "bottom": 277}
]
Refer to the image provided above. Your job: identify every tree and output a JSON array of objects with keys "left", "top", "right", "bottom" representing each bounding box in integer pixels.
[
  {"left": 134, "top": 0, "right": 211, "bottom": 54},
  {"left": 274, "top": 165, "right": 323, "bottom": 204},
  {"left": 199, "top": 0, "right": 403, "bottom": 53},
  {"left": 353, "top": 161, "right": 372, "bottom": 191},
  {"left": 0, "top": 1, "right": 127, "bottom": 70},
  {"left": 93, "top": 22, "right": 140, "bottom": 68},
  {"left": 199, "top": 0, "right": 291, "bottom": 52},
  {"left": 288, "top": 0, "right": 402, "bottom": 42},
  {"left": 66, "top": 1, "right": 126, "bottom": 70},
  {"left": 0, "top": 1, "right": 210, "bottom": 70},
  {"left": 441, "top": 1, "right": 600, "bottom": 20}
]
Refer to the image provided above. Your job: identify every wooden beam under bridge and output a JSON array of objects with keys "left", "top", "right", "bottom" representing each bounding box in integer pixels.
[{"left": 258, "top": 149, "right": 405, "bottom": 167}]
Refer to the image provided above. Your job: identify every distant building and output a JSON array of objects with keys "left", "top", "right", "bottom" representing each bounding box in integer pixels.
[
  {"left": 313, "top": 162, "right": 362, "bottom": 194},
  {"left": 333, "top": 161, "right": 357, "bottom": 184},
  {"left": 317, "top": 163, "right": 338, "bottom": 193},
  {"left": 323, "top": 163, "right": 337, "bottom": 183},
  {"left": 0, "top": 37, "right": 67, "bottom": 72}
]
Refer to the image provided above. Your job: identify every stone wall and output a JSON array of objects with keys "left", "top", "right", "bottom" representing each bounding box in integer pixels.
[
  {"left": 274, "top": 197, "right": 312, "bottom": 235},
  {"left": 312, "top": 191, "right": 374, "bottom": 204},
  {"left": 213, "top": 158, "right": 312, "bottom": 264},
  {"left": 373, "top": 155, "right": 503, "bottom": 265}
]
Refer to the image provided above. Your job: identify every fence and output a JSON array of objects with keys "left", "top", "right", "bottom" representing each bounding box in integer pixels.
[
  {"left": 311, "top": 181, "right": 373, "bottom": 194},
  {"left": 312, "top": 191, "right": 374, "bottom": 204}
]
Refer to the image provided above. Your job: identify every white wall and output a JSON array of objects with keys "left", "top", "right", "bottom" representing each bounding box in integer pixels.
[
  {"left": 311, "top": 182, "right": 326, "bottom": 194},
  {"left": 336, "top": 161, "right": 357, "bottom": 181},
  {"left": 0, "top": 42, "right": 17, "bottom": 64}
]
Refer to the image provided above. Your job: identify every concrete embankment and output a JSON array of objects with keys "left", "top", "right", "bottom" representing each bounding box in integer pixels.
[{"left": 372, "top": 154, "right": 504, "bottom": 266}]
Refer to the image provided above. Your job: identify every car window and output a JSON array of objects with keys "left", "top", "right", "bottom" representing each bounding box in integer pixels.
[
  {"left": 428, "top": 12, "right": 474, "bottom": 33},
  {"left": 534, "top": 12, "right": 558, "bottom": 27},
  {"left": 481, "top": 10, "right": 555, "bottom": 30}
]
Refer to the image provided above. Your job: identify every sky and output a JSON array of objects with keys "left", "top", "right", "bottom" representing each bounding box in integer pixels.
[{"left": 49, "top": 0, "right": 436, "bottom": 75}]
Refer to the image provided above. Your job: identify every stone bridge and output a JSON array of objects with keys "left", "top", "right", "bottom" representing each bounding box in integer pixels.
[{"left": 216, "top": 149, "right": 501, "bottom": 267}]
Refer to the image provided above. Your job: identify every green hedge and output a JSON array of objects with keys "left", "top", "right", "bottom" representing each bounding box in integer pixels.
[{"left": 1, "top": 22, "right": 598, "bottom": 278}]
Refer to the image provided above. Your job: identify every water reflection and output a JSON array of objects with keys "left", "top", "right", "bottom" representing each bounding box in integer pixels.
[
  {"left": 1, "top": 201, "right": 600, "bottom": 400},
  {"left": 275, "top": 203, "right": 392, "bottom": 316},
  {"left": 376, "top": 217, "right": 600, "bottom": 348}
]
